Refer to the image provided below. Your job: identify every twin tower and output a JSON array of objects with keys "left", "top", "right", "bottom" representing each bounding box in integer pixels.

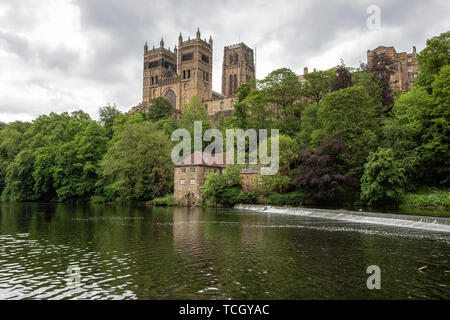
[{"left": 142, "top": 29, "right": 255, "bottom": 119}]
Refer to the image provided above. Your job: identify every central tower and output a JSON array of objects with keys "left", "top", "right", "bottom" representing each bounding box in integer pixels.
[
  {"left": 178, "top": 28, "right": 213, "bottom": 106},
  {"left": 222, "top": 43, "right": 255, "bottom": 97}
]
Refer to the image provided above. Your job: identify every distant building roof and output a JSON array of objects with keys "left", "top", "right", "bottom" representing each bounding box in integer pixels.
[
  {"left": 240, "top": 168, "right": 259, "bottom": 174},
  {"left": 176, "top": 151, "right": 227, "bottom": 167}
]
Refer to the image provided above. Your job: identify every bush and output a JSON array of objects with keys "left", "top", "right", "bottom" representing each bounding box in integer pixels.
[
  {"left": 152, "top": 195, "right": 174, "bottom": 206},
  {"left": 268, "top": 190, "right": 306, "bottom": 206},
  {"left": 361, "top": 148, "right": 406, "bottom": 206},
  {"left": 400, "top": 189, "right": 450, "bottom": 209}
]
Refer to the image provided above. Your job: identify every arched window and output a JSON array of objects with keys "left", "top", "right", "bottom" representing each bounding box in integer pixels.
[
  {"left": 151, "top": 77, "right": 154, "bottom": 85},
  {"left": 204, "top": 104, "right": 208, "bottom": 111},
  {"left": 229, "top": 74, "right": 233, "bottom": 96},
  {"left": 183, "top": 70, "right": 186, "bottom": 79},
  {"left": 229, "top": 55, "right": 233, "bottom": 65},
  {"left": 155, "top": 76, "right": 158, "bottom": 84},
  {"left": 233, "top": 74, "right": 237, "bottom": 93},
  {"left": 164, "top": 89, "right": 177, "bottom": 110},
  {"left": 187, "top": 70, "right": 191, "bottom": 79},
  {"left": 234, "top": 54, "right": 239, "bottom": 64}
]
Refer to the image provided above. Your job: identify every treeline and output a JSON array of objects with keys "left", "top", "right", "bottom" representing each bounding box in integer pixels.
[{"left": 0, "top": 31, "right": 448, "bottom": 207}]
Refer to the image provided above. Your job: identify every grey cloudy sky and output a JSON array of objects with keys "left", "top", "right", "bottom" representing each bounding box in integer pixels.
[{"left": 0, "top": 0, "right": 449, "bottom": 122}]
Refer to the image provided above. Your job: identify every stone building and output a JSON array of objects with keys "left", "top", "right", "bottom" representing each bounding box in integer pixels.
[
  {"left": 174, "top": 151, "right": 260, "bottom": 206},
  {"left": 367, "top": 46, "right": 419, "bottom": 92},
  {"left": 140, "top": 29, "right": 255, "bottom": 122}
]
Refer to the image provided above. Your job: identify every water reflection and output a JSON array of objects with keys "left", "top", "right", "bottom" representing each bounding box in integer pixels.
[{"left": 0, "top": 203, "right": 449, "bottom": 300}]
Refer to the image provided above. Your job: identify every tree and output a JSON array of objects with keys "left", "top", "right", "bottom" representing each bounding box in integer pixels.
[
  {"left": 178, "top": 96, "right": 211, "bottom": 151},
  {"left": 313, "top": 86, "right": 379, "bottom": 176},
  {"left": 302, "top": 69, "right": 335, "bottom": 104},
  {"left": 101, "top": 122, "right": 173, "bottom": 201},
  {"left": 147, "top": 97, "right": 173, "bottom": 122},
  {"left": 416, "top": 31, "right": 450, "bottom": 93},
  {"left": 201, "top": 165, "right": 244, "bottom": 207},
  {"left": 98, "top": 104, "right": 121, "bottom": 139},
  {"left": 294, "top": 137, "right": 359, "bottom": 205},
  {"left": 260, "top": 135, "right": 299, "bottom": 193},
  {"left": 368, "top": 52, "right": 397, "bottom": 107},
  {"left": 331, "top": 61, "right": 353, "bottom": 91},
  {"left": 360, "top": 148, "right": 406, "bottom": 206},
  {"left": 1, "top": 149, "right": 37, "bottom": 201}
]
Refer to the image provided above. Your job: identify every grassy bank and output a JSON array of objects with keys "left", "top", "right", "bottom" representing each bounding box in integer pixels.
[{"left": 400, "top": 188, "right": 450, "bottom": 210}]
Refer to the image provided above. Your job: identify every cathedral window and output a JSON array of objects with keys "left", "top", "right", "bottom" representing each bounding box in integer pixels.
[
  {"left": 183, "top": 70, "right": 186, "bottom": 79},
  {"left": 234, "top": 54, "right": 239, "bottom": 64},
  {"left": 220, "top": 102, "right": 224, "bottom": 110},
  {"left": 229, "top": 55, "right": 233, "bottom": 65},
  {"left": 187, "top": 70, "right": 191, "bottom": 79},
  {"left": 151, "top": 77, "right": 154, "bottom": 85},
  {"left": 233, "top": 74, "right": 237, "bottom": 93},
  {"left": 155, "top": 76, "right": 158, "bottom": 84},
  {"left": 182, "top": 53, "right": 193, "bottom": 62}
]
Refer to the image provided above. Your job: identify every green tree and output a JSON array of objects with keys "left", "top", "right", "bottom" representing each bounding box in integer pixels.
[
  {"left": 178, "top": 96, "right": 211, "bottom": 151},
  {"left": 416, "top": 31, "right": 450, "bottom": 93},
  {"left": 361, "top": 148, "right": 406, "bottom": 206},
  {"left": 302, "top": 69, "right": 335, "bottom": 104},
  {"left": 313, "top": 86, "right": 379, "bottom": 176},
  {"left": 101, "top": 122, "right": 173, "bottom": 201},
  {"left": 98, "top": 104, "right": 121, "bottom": 139},
  {"left": 147, "top": 97, "right": 173, "bottom": 122},
  {"left": 201, "top": 165, "right": 244, "bottom": 207}
]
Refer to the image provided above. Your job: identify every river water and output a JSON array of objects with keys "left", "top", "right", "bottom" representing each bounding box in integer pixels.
[{"left": 0, "top": 202, "right": 448, "bottom": 300}]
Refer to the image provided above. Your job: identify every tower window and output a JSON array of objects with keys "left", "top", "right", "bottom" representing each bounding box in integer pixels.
[
  {"left": 234, "top": 54, "right": 239, "bottom": 64},
  {"left": 183, "top": 70, "right": 186, "bottom": 79},
  {"left": 234, "top": 74, "right": 237, "bottom": 92},
  {"left": 229, "top": 75, "right": 233, "bottom": 96},
  {"left": 187, "top": 70, "right": 191, "bottom": 79},
  {"left": 182, "top": 53, "right": 193, "bottom": 62},
  {"left": 201, "top": 54, "right": 209, "bottom": 64},
  {"left": 220, "top": 101, "right": 224, "bottom": 110},
  {"left": 151, "top": 77, "right": 154, "bottom": 85},
  {"left": 155, "top": 76, "right": 158, "bottom": 84},
  {"left": 229, "top": 55, "right": 233, "bottom": 65}
]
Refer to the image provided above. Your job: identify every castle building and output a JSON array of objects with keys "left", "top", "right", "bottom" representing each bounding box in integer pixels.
[
  {"left": 367, "top": 46, "right": 419, "bottom": 92},
  {"left": 141, "top": 29, "right": 255, "bottom": 121}
]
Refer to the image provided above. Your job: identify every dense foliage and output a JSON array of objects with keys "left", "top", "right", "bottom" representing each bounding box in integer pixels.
[{"left": 0, "top": 31, "right": 448, "bottom": 208}]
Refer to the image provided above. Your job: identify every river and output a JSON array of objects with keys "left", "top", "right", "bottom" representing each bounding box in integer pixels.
[{"left": 0, "top": 202, "right": 448, "bottom": 299}]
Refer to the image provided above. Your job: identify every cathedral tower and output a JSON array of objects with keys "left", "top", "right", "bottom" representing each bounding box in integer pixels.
[
  {"left": 177, "top": 28, "right": 213, "bottom": 106},
  {"left": 222, "top": 43, "right": 255, "bottom": 97}
]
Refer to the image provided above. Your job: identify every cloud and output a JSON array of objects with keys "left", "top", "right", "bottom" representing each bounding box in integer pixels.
[{"left": 0, "top": 0, "right": 449, "bottom": 123}]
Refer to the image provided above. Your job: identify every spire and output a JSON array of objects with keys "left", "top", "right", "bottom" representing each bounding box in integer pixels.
[
  {"left": 160, "top": 37, "right": 164, "bottom": 49},
  {"left": 174, "top": 45, "right": 177, "bottom": 53},
  {"left": 178, "top": 32, "right": 183, "bottom": 45},
  {"left": 196, "top": 27, "right": 201, "bottom": 39},
  {"left": 144, "top": 42, "right": 148, "bottom": 53},
  {"left": 209, "top": 35, "right": 213, "bottom": 46}
]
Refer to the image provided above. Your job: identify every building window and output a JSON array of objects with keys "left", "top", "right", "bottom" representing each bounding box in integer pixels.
[
  {"left": 164, "top": 89, "right": 177, "bottom": 109},
  {"left": 233, "top": 74, "right": 237, "bottom": 92},
  {"left": 402, "top": 60, "right": 406, "bottom": 64},
  {"left": 408, "top": 74, "right": 413, "bottom": 81},
  {"left": 204, "top": 104, "right": 208, "bottom": 111},
  {"left": 204, "top": 168, "right": 209, "bottom": 173},
  {"left": 408, "top": 66, "right": 413, "bottom": 72},
  {"left": 220, "top": 101, "right": 224, "bottom": 110},
  {"left": 180, "top": 168, "right": 186, "bottom": 173},
  {"left": 187, "top": 70, "right": 191, "bottom": 79},
  {"left": 190, "top": 179, "right": 196, "bottom": 185},
  {"left": 229, "top": 55, "right": 233, "bottom": 65},
  {"left": 234, "top": 54, "right": 239, "bottom": 64},
  {"left": 229, "top": 75, "right": 233, "bottom": 96},
  {"left": 155, "top": 76, "right": 158, "bottom": 84},
  {"left": 151, "top": 77, "right": 154, "bottom": 85},
  {"left": 408, "top": 58, "right": 412, "bottom": 63},
  {"left": 182, "top": 53, "right": 193, "bottom": 62},
  {"left": 180, "top": 179, "right": 186, "bottom": 185},
  {"left": 190, "top": 167, "right": 195, "bottom": 173},
  {"left": 183, "top": 70, "right": 186, "bottom": 79}
]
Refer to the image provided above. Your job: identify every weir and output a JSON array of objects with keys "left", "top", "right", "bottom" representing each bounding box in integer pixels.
[{"left": 234, "top": 205, "right": 450, "bottom": 233}]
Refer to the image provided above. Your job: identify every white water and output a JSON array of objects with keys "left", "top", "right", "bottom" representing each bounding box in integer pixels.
[{"left": 235, "top": 205, "right": 450, "bottom": 233}]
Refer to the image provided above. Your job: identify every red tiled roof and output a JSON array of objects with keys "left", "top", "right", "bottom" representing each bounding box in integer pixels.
[{"left": 175, "top": 151, "right": 227, "bottom": 167}]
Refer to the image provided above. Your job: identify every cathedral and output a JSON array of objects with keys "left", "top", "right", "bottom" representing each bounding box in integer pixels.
[{"left": 135, "top": 29, "right": 255, "bottom": 121}]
